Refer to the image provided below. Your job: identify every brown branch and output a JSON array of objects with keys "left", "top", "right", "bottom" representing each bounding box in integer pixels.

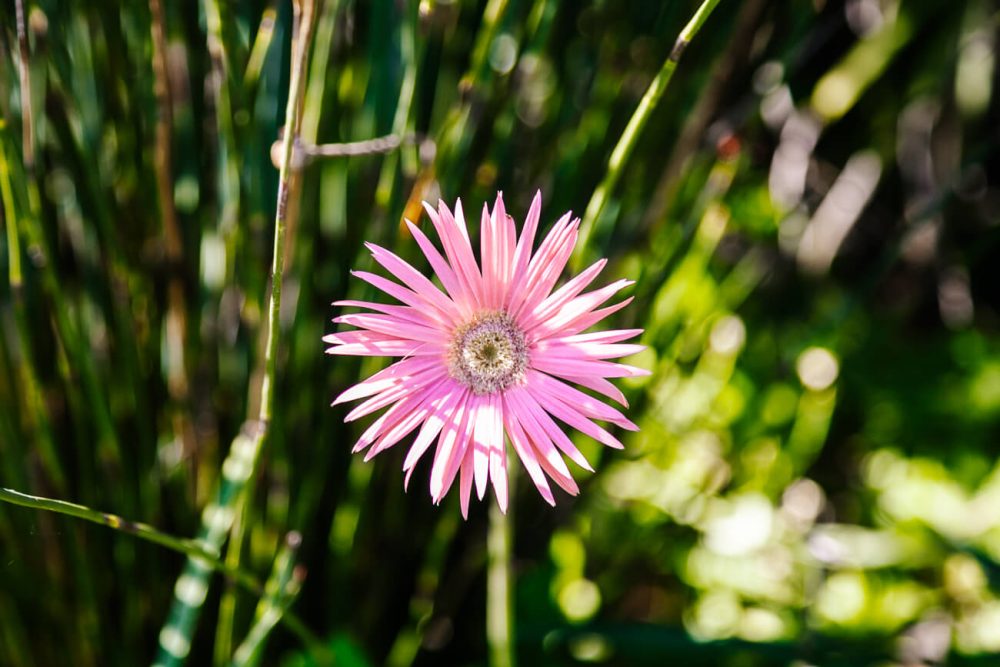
[{"left": 270, "top": 134, "right": 427, "bottom": 170}]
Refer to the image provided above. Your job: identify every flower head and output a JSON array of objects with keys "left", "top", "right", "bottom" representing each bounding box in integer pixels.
[{"left": 324, "top": 192, "right": 647, "bottom": 517}]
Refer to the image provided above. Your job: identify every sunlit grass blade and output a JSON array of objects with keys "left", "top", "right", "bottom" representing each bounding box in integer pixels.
[
  {"left": 230, "top": 532, "right": 307, "bottom": 667},
  {"left": 573, "top": 0, "right": 722, "bottom": 270},
  {"left": 153, "top": 1, "right": 319, "bottom": 663},
  {"left": 0, "top": 486, "right": 258, "bottom": 588}
]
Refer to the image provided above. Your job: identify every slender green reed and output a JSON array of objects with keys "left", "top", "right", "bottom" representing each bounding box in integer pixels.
[
  {"left": 374, "top": 0, "right": 419, "bottom": 215},
  {"left": 205, "top": 0, "right": 241, "bottom": 244},
  {"left": 0, "top": 487, "right": 257, "bottom": 589},
  {"left": 572, "top": 0, "right": 722, "bottom": 270},
  {"left": 230, "top": 532, "right": 311, "bottom": 666},
  {"left": 487, "top": 496, "right": 515, "bottom": 667},
  {"left": 436, "top": 0, "right": 511, "bottom": 181},
  {"left": 153, "top": 3, "right": 319, "bottom": 664}
]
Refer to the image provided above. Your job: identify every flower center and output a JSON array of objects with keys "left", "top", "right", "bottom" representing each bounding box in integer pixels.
[{"left": 448, "top": 312, "right": 527, "bottom": 395}]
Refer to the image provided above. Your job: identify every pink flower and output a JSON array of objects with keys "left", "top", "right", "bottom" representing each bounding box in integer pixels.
[{"left": 324, "top": 192, "right": 647, "bottom": 517}]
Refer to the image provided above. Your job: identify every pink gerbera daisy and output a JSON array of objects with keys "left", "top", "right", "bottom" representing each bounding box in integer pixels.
[{"left": 325, "top": 191, "right": 647, "bottom": 517}]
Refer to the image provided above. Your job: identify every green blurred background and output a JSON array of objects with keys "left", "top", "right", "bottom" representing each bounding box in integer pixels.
[{"left": 1, "top": 0, "right": 999, "bottom": 665}]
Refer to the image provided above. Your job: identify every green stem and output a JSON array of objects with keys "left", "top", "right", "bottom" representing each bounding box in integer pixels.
[
  {"left": 487, "top": 496, "right": 515, "bottom": 667},
  {"left": 374, "top": 0, "right": 419, "bottom": 212},
  {"left": 213, "top": 500, "right": 246, "bottom": 667},
  {"left": 0, "top": 487, "right": 254, "bottom": 589},
  {"left": 259, "top": 0, "right": 315, "bottom": 426},
  {"left": 572, "top": 0, "right": 722, "bottom": 270},
  {"left": 0, "top": 133, "right": 22, "bottom": 289},
  {"left": 205, "top": 0, "right": 241, "bottom": 242},
  {"left": 153, "top": 3, "right": 318, "bottom": 665},
  {"left": 230, "top": 533, "right": 311, "bottom": 667},
  {"left": 437, "top": 0, "right": 510, "bottom": 180},
  {"left": 0, "top": 485, "right": 325, "bottom": 653}
]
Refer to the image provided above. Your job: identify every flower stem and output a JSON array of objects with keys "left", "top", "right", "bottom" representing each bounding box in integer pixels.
[
  {"left": 572, "top": 0, "right": 722, "bottom": 271},
  {"left": 487, "top": 495, "right": 515, "bottom": 667}
]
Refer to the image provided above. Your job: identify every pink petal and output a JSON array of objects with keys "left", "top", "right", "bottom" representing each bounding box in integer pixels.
[
  {"left": 325, "top": 336, "right": 435, "bottom": 358},
  {"left": 530, "top": 355, "right": 650, "bottom": 380},
  {"left": 519, "top": 258, "right": 607, "bottom": 330},
  {"left": 510, "top": 212, "right": 575, "bottom": 317},
  {"left": 334, "top": 313, "right": 446, "bottom": 344},
  {"left": 481, "top": 192, "right": 515, "bottom": 310},
  {"left": 471, "top": 395, "right": 491, "bottom": 500},
  {"left": 529, "top": 279, "right": 634, "bottom": 340},
  {"left": 504, "top": 387, "right": 583, "bottom": 482},
  {"left": 403, "top": 383, "right": 464, "bottom": 487},
  {"left": 494, "top": 192, "right": 516, "bottom": 292},
  {"left": 332, "top": 357, "right": 437, "bottom": 406},
  {"left": 365, "top": 242, "right": 461, "bottom": 320},
  {"left": 430, "top": 391, "right": 473, "bottom": 503},
  {"left": 459, "top": 446, "right": 474, "bottom": 519},
  {"left": 528, "top": 385, "right": 625, "bottom": 450},
  {"left": 560, "top": 297, "right": 636, "bottom": 337},
  {"left": 534, "top": 340, "right": 647, "bottom": 360},
  {"left": 559, "top": 374, "right": 629, "bottom": 407},
  {"left": 505, "top": 191, "right": 542, "bottom": 309},
  {"left": 504, "top": 406, "right": 555, "bottom": 505},
  {"left": 425, "top": 201, "right": 483, "bottom": 309},
  {"left": 482, "top": 393, "right": 507, "bottom": 508},
  {"left": 480, "top": 202, "right": 498, "bottom": 309},
  {"left": 334, "top": 299, "right": 439, "bottom": 328},
  {"left": 364, "top": 376, "right": 451, "bottom": 460},
  {"left": 352, "top": 387, "right": 429, "bottom": 454},
  {"left": 405, "top": 220, "right": 474, "bottom": 315},
  {"left": 548, "top": 328, "right": 644, "bottom": 345},
  {"left": 350, "top": 270, "right": 450, "bottom": 325},
  {"left": 344, "top": 364, "right": 442, "bottom": 421},
  {"left": 489, "top": 427, "right": 509, "bottom": 513},
  {"left": 527, "top": 370, "right": 638, "bottom": 430},
  {"left": 510, "top": 384, "right": 594, "bottom": 472}
]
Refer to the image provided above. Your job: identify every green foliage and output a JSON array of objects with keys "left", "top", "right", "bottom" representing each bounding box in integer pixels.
[{"left": 0, "top": 0, "right": 998, "bottom": 666}]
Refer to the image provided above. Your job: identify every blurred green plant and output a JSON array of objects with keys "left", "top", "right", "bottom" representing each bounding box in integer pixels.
[{"left": 1, "top": 1, "right": 999, "bottom": 666}]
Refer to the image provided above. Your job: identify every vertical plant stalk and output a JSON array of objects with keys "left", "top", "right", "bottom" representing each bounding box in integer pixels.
[
  {"left": 15, "top": 0, "right": 34, "bottom": 170},
  {"left": 641, "top": 0, "right": 766, "bottom": 234},
  {"left": 152, "top": 2, "right": 318, "bottom": 665},
  {"left": 213, "top": 501, "right": 246, "bottom": 667},
  {"left": 8, "top": 1, "right": 123, "bottom": 485},
  {"left": 374, "top": 0, "right": 418, "bottom": 213},
  {"left": 0, "top": 133, "right": 63, "bottom": 492},
  {"left": 572, "top": 0, "right": 722, "bottom": 270},
  {"left": 436, "top": 0, "right": 510, "bottom": 180},
  {"left": 230, "top": 532, "right": 308, "bottom": 667},
  {"left": 487, "top": 495, "right": 515, "bottom": 667},
  {"left": 204, "top": 0, "right": 240, "bottom": 242},
  {"left": 212, "top": 7, "right": 286, "bottom": 660},
  {"left": 259, "top": 0, "right": 315, "bottom": 425},
  {"left": 149, "top": 0, "right": 195, "bottom": 454},
  {"left": 243, "top": 4, "right": 279, "bottom": 92}
]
